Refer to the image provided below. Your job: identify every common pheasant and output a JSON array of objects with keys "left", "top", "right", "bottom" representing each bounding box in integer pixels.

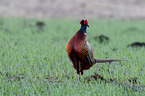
[{"left": 66, "top": 19, "right": 126, "bottom": 79}]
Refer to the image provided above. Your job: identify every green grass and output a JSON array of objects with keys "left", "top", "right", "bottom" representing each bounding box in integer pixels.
[{"left": 0, "top": 17, "right": 145, "bottom": 95}]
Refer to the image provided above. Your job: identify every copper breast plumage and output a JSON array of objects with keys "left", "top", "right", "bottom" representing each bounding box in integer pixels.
[{"left": 66, "top": 30, "right": 91, "bottom": 70}]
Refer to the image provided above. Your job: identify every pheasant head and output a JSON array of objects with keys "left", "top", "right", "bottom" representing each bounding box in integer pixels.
[{"left": 80, "top": 19, "right": 89, "bottom": 34}]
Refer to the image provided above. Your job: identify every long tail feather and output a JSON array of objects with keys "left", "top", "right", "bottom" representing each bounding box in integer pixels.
[{"left": 95, "top": 59, "right": 127, "bottom": 63}]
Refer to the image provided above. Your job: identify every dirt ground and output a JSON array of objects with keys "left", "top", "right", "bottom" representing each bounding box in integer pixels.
[{"left": 0, "top": 0, "right": 145, "bottom": 19}]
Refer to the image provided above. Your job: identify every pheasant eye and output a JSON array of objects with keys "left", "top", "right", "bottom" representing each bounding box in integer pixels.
[{"left": 84, "top": 20, "right": 88, "bottom": 25}]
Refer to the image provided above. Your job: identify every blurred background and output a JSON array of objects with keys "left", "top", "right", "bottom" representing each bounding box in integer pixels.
[{"left": 0, "top": 0, "right": 145, "bottom": 19}]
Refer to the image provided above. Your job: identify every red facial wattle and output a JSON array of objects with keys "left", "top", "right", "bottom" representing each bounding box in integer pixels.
[{"left": 84, "top": 20, "right": 88, "bottom": 25}]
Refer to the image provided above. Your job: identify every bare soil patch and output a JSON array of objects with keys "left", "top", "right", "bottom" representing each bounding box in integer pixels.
[{"left": 1, "top": 0, "right": 145, "bottom": 19}]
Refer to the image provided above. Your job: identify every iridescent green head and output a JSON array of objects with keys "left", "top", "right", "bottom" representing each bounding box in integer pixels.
[{"left": 80, "top": 19, "right": 89, "bottom": 33}]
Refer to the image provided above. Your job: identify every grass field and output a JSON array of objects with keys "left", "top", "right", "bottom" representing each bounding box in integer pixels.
[{"left": 0, "top": 17, "right": 145, "bottom": 95}]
